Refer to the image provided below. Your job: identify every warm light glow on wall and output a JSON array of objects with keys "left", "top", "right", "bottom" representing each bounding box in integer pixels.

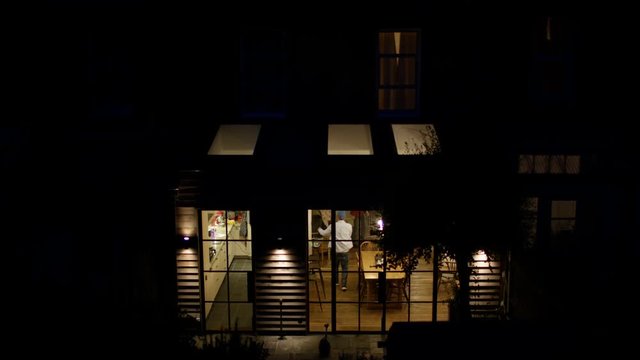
[
  {"left": 473, "top": 250, "right": 488, "bottom": 262},
  {"left": 176, "top": 207, "right": 198, "bottom": 237}
]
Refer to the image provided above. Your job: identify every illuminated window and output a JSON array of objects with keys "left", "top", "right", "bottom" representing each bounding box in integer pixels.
[
  {"left": 378, "top": 31, "right": 418, "bottom": 112},
  {"left": 550, "top": 200, "right": 576, "bottom": 238},
  {"left": 518, "top": 154, "right": 580, "bottom": 174},
  {"left": 200, "top": 210, "right": 253, "bottom": 331},
  {"left": 208, "top": 125, "right": 261, "bottom": 155},
  {"left": 521, "top": 197, "right": 539, "bottom": 249},
  {"left": 392, "top": 124, "right": 440, "bottom": 155},
  {"left": 328, "top": 125, "right": 373, "bottom": 155}
]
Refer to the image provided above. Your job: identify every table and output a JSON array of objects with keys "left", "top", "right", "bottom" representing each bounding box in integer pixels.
[{"left": 360, "top": 251, "right": 405, "bottom": 302}]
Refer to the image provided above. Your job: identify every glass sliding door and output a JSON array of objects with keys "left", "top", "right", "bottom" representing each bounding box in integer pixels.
[
  {"left": 201, "top": 210, "right": 253, "bottom": 331},
  {"left": 307, "top": 209, "right": 441, "bottom": 333},
  {"left": 307, "top": 210, "right": 332, "bottom": 331}
]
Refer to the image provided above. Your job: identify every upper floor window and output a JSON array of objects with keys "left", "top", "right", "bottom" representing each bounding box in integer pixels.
[
  {"left": 532, "top": 16, "right": 572, "bottom": 56},
  {"left": 240, "top": 30, "right": 287, "bottom": 118},
  {"left": 518, "top": 154, "right": 580, "bottom": 174},
  {"left": 521, "top": 197, "right": 539, "bottom": 249},
  {"left": 378, "top": 31, "right": 419, "bottom": 113},
  {"left": 550, "top": 200, "right": 576, "bottom": 239},
  {"left": 520, "top": 198, "right": 577, "bottom": 249}
]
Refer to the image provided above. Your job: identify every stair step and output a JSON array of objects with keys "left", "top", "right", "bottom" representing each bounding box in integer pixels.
[
  {"left": 178, "top": 294, "right": 201, "bottom": 300},
  {"left": 256, "top": 297, "right": 308, "bottom": 303},
  {"left": 255, "top": 275, "right": 306, "bottom": 282},
  {"left": 178, "top": 288, "right": 201, "bottom": 293},
  {"left": 256, "top": 289, "right": 306, "bottom": 295},
  {"left": 469, "top": 283, "right": 500, "bottom": 287},
  {"left": 255, "top": 320, "right": 306, "bottom": 326},
  {"left": 258, "top": 269, "right": 305, "bottom": 275},
  {"left": 468, "top": 265, "right": 500, "bottom": 270},
  {"left": 468, "top": 278, "right": 501, "bottom": 282},
  {"left": 177, "top": 274, "right": 200, "bottom": 281},
  {"left": 255, "top": 314, "right": 306, "bottom": 320},
  {"left": 470, "top": 302, "right": 500, "bottom": 307},
  {"left": 256, "top": 264, "right": 305, "bottom": 270},
  {"left": 255, "top": 327, "right": 307, "bottom": 333},
  {"left": 256, "top": 293, "right": 306, "bottom": 299},
  {"left": 259, "top": 255, "right": 302, "bottom": 262},
  {"left": 256, "top": 282, "right": 306, "bottom": 288},
  {"left": 255, "top": 302, "right": 306, "bottom": 308},
  {"left": 177, "top": 262, "right": 199, "bottom": 269},
  {"left": 255, "top": 308, "right": 306, "bottom": 314},
  {"left": 177, "top": 282, "right": 200, "bottom": 287},
  {"left": 469, "top": 295, "right": 500, "bottom": 300},
  {"left": 177, "top": 268, "right": 199, "bottom": 274},
  {"left": 470, "top": 304, "right": 501, "bottom": 309}
]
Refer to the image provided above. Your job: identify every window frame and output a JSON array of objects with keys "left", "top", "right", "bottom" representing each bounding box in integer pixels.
[{"left": 377, "top": 29, "right": 421, "bottom": 117}]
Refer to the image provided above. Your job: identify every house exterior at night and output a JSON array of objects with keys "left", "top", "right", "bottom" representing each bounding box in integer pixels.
[
  {"left": 10, "top": 2, "right": 636, "bottom": 356},
  {"left": 164, "top": 12, "right": 635, "bottom": 336}
]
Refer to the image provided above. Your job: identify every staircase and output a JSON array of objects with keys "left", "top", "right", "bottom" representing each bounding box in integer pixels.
[
  {"left": 175, "top": 170, "right": 201, "bottom": 207},
  {"left": 177, "top": 248, "right": 202, "bottom": 326},
  {"left": 468, "top": 254, "right": 503, "bottom": 319},
  {"left": 254, "top": 249, "right": 307, "bottom": 333}
]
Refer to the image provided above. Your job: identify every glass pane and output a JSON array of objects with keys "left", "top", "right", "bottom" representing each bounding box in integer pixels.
[
  {"left": 551, "top": 219, "right": 575, "bottom": 235},
  {"left": 309, "top": 303, "right": 332, "bottom": 332},
  {"left": 228, "top": 242, "right": 252, "bottom": 270},
  {"left": 379, "top": 32, "right": 397, "bottom": 54},
  {"left": 204, "top": 271, "right": 228, "bottom": 302},
  {"left": 205, "top": 301, "right": 229, "bottom": 331},
  {"left": 518, "top": 155, "right": 533, "bottom": 173},
  {"left": 410, "top": 302, "right": 433, "bottom": 322},
  {"left": 360, "top": 303, "right": 383, "bottom": 331},
  {"left": 386, "top": 301, "right": 408, "bottom": 331},
  {"left": 336, "top": 271, "right": 360, "bottom": 302},
  {"left": 410, "top": 259, "right": 434, "bottom": 302},
  {"left": 380, "top": 57, "right": 416, "bottom": 86},
  {"left": 362, "top": 210, "right": 384, "bottom": 240},
  {"left": 204, "top": 241, "right": 228, "bottom": 271},
  {"left": 310, "top": 240, "right": 330, "bottom": 271},
  {"left": 566, "top": 155, "right": 580, "bottom": 174},
  {"left": 309, "top": 209, "right": 331, "bottom": 240},
  {"left": 336, "top": 303, "right": 359, "bottom": 331},
  {"left": 522, "top": 197, "right": 539, "bottom": 248},
  {"left": 378, "top": 89, "right": 416, "bottom": 110},
  {"left": 534, "top": 155, "right": 549, "bottom": 174},
  {"left": 551, "top": 200, "right": 576, "bottom": 218},
  {"left": 202, "top": 210, "right": 227, "bottom": 240},
  {"left": 230, "top": 303, "right": 253, "bottom": 331},
  {"left": 227, "top": 271, "right": 249, "bottom": 302},
  {"left": 379, "top": 32, "right": 417, "bottom": 54},
  {"left": 550, "top": 155, "right": 565, "bottom": 173},
  {"left": 228, "top": 210, "right": 251, "bottom": 240}
]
